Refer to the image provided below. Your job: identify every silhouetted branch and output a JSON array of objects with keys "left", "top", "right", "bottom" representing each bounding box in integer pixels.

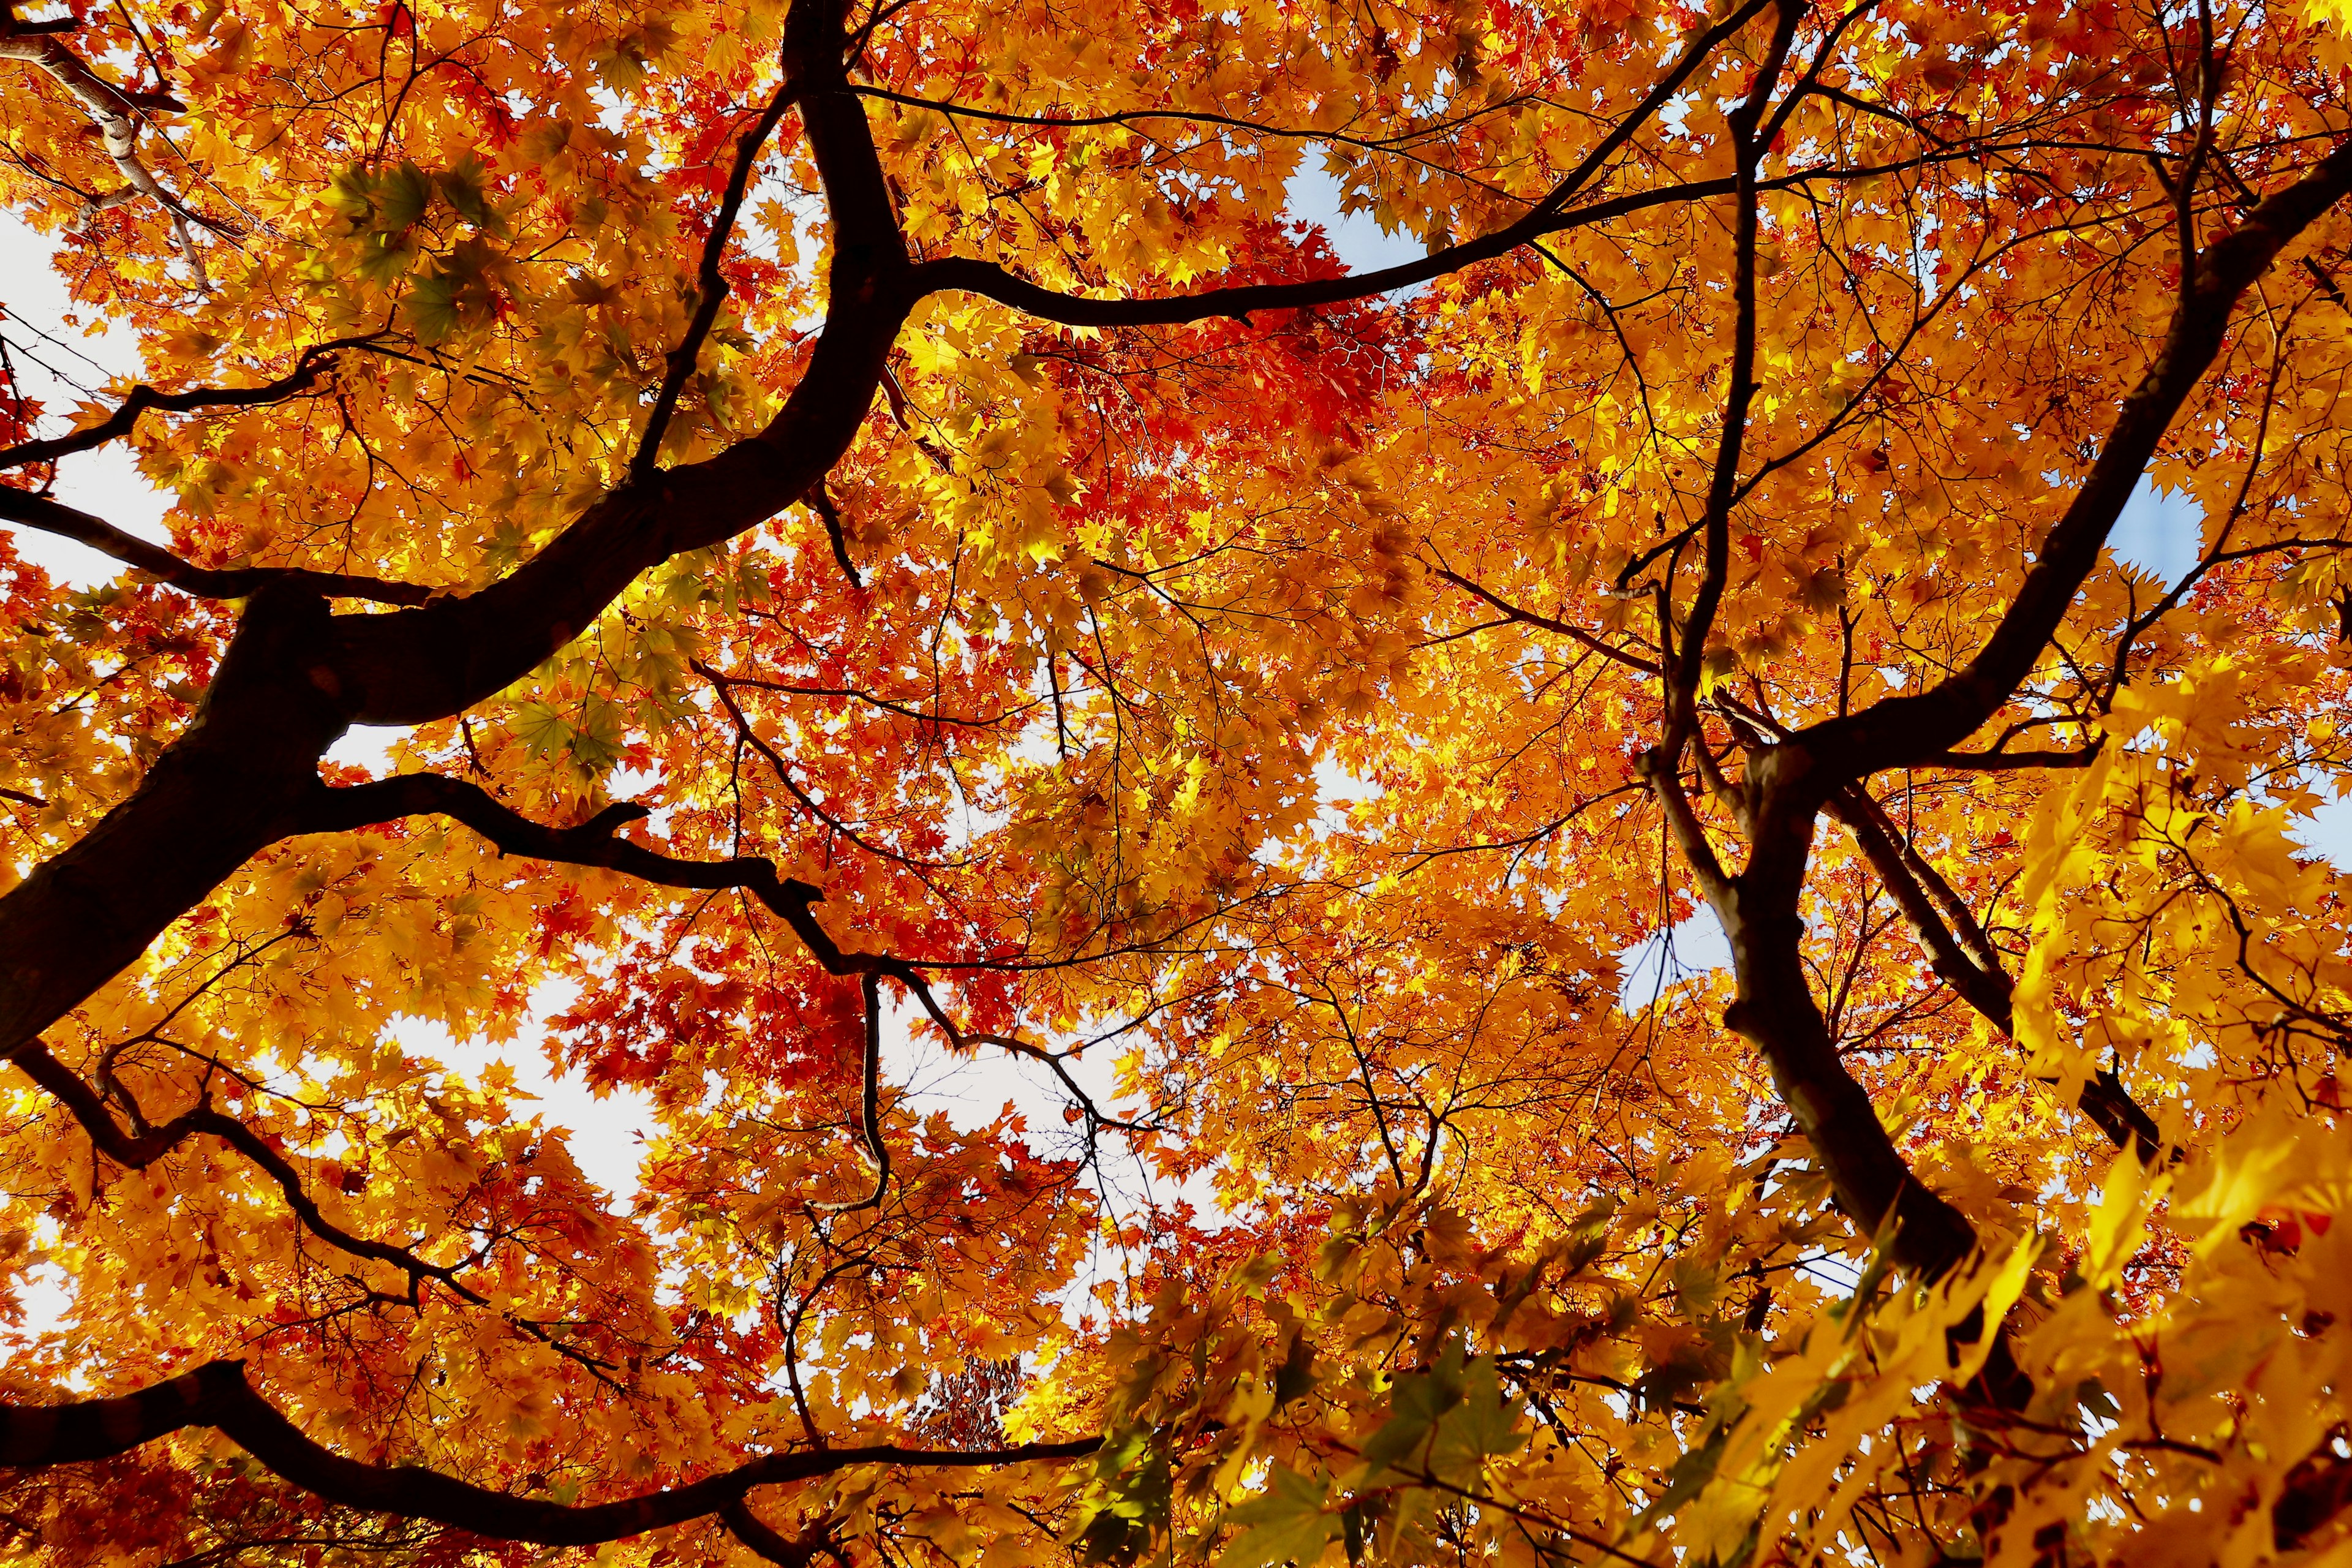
[
  {"left": 0, "top": 334, "right": 383, "bottom": 471},
  {"left": 0, "top": 1361, "right": 1099, "bottom": 1544},
  {"left": 0, "top": 491, "right": 433, "bottom": 605}
]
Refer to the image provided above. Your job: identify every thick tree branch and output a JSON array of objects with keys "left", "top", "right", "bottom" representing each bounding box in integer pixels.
[
  {"left": 722, "top": 1499, "right": 832, "bottom": 1566},
  {"left": 0, "top": 0, "right": 911, "bottom": 1060},
  {"left": 1792, "top": 136, "right": 2352, "bottom": 796},
  {"left": 1662, "top": 129, "right": 2352, "bottom": 1298},
  {"left": 1624, "top": 0, "right": 1989, "bottom": 1284},
  {"left": 0, "top": 490, "right": 433, "bottom": 605},
  {"left": 1923, "top": 746, "right": 2101, "bottom": 771},
  {"left": 0, "top": 1360, "right": 1099, "bottom": 1545}
]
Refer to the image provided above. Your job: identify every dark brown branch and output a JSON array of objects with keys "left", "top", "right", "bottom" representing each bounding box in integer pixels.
[
  {"left": 903, "top": 0, "right": 1777, "bottom": 326},
  {"left": 1826, "top": 786, "right": 2164, "bottom": 1163},
  {"left": 300, "top": 776, "right": 837, "bottom": 943},
  {"left": 0, "top": 334, "right": 381, "bottom": 471},
  {"left": 849, "top": 83, "right": 1539, "bottom": 158},
  {"left": 907, "top": 181, "right": 1741, "bottom": 326},
  {"left": 694, "top": 660, "right": 945, "bottom": 869},
  {"left": 2, "top": 1037, "right": 484, "bottom": 1298},
  {"left": 805, "top": 485, "right": 862, "bottom": 589},
  {"left": 1792, "top": 136, "right": 2352, "bottom": 796},
  {"left": 1635, "top": 752, "right": 1731, "bottom": 910},
  {"left": 809, "top": 974, "right": 888, "bottom": 1214},
  {"left": 304, "top": 775, "right": 1139, "bottom": 1134},
  {"left": 301, "top": 776, "right": 948, "bottom": 1002},
  {"left": 1429, "top": 564, "right": 1658, "bottom": 674},
  {"left": 722, "top": 1499, "right": 830, "bottom": 1566},
  {"left": 0, "top": 9, "right": 78, "bottom": 37},
  {"left": 1627, "top": 0, "right": 1986, "bottom": 1287},
  {"left": 0, "top": 0, "right": 912, "bottom": 1060},
  {"left": 1678, "top": 131, "right": 2352, "bottom": 1301},
  {"left": 0, "top": 491, "right": 434, "bottom": 605},
  {"left": 0, "top": 1360, "right": 1099, "bottom": 1545},
  {"left": 1924, "top": 747, "right": 2101, "bottom": 771},
  {"left": 632, "top": 70, "right": 804, "bottom": 483},
  {"left": 1664, "top": 0, "right": 1802, "bottom": 756},
  {"left": 1826, "top": 789, "right": 2016, "bottom": 1027}
]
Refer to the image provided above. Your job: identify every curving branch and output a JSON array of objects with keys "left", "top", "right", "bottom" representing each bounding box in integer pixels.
[
  {"left": 722, "top": 1498, "right": 834, "bottom": 1566},
  {"left": 0, "top": 335, "right": 383, "bottom": 472},
  {"left": 809, "top": 974, "right": 890, "bottom": 1215},
  {"left": 0, "top": 1360, "right": 1099, "bottom": 1545},
  {"left": 4, "top": 1036, "right": 482, "bottom": 1297},
  {"left": 908, "top": 178, "right": 1736, "bottom": 327},
  {"left": 1640, "top": 133, "right": 2352, "bottom": 1297},
  {"left": 0, "top": 490, "right": 434, "bottom": 605},
  {"left": 904, "top": 0, "right": 1779, "bottom": 326},
  {"left": 302, "top": 774, "right": 1139, "bottom": 1135},
  {"left": 631, "top": 69, "right": 805, "bottom": 483},
  {"left": 1633, "top": 0, "right": 1977, "bottom": 1292},
  {"left": 850, "top": 83, "right": 1548, "bottom": 158},
  {"left": 1791, "top": 135, "right": 2352, "bottom": 797},
  {"left": 0, "top": 0, "right": 918, "bottom": 1064},
  {"left": 4, "top": 1035, "right": 657, "bottom": 1385}
]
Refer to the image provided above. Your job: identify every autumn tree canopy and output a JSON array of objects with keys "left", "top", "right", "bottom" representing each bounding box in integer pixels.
[{"left": 6, "top": 0, "right": 2352, "bottom": 1560}]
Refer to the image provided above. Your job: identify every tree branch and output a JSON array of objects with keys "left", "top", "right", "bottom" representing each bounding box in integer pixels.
[
  {"left": 722, "top": 1499, "right": 832, "bottom": 1567},
  {"left": 1665, "top": 0, "right": 1803, "bottom": 759},
  {"left": 0, "top": 334, "right": 381, "bottom": 472},
  {"left": 0, "top": 4, "right": 215, "bottom": 288},
  {"left": 805, "top": 484, "right": 862, "bottom": 589},
  {"left": 1428, "top": 564, "right": 1657, "bottom": 674},
  {"left": 1793, "top": 135, "right": 2352, "bottom": 795},
  {"left": 304, "top": 775, "right": 1134, "bottom": 1137},
  {"left": 2, "top": 1037, "right": 484, "bottom": 1298},
  {"left": 807, "top": 974, "right": 889, "bottom": 1215},
  {"left": 0, "top": 490, "right": 434, "bottom": 605},
  {"left": 1825, "top": 785, "right": 2164, "bottom": 1162},
  {"left": 0, "top": 1360, "right": 1099, "bottom": 1545},
  {"left": 631, "top": 69, "right": 804, "bottom": 483},
  {"left": 0, "top": 0, "right": 913, "bottom": 1061},
  {"left": 902, "top": 0, "right": 1777, "bottom": 326}
]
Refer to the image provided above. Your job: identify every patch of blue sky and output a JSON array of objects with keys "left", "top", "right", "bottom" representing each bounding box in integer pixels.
[{"left": 1282, "top": 160, "right": 1433, "bottom": 281}]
